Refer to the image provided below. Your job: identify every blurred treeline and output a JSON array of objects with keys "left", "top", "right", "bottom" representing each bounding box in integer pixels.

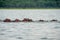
[{"left": 0, "top": 0, "right": 60, "bottom": 8}]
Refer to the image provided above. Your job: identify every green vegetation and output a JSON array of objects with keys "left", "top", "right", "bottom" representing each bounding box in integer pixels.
[{"left": 0, "top": 0, "right": 60, "bottom": 8}]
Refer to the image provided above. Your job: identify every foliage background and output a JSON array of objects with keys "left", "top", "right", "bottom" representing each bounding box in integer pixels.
[{"left": 0, "top": 0, "right": 60, "bottom": 8}]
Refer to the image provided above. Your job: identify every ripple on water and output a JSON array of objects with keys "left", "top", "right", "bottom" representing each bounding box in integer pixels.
[
  {"left": 0, "top": 33, "right": 5, "bottom": 35},
  {"left": 16, "top": 37, "right": 23, "bottom": 39},
  {"left": 0, "top": 29, "right": 6, "bottom": 31},
  {"left": 54, "top": 26, "right": 60, "bottom": 29},
  {"left": 7, "top": 31, "right": 13, "bottom": 32},
  {"left": 40, "top": 37, "right": 48, "bottom": 39},
  {"left": 40, "top": 37, "right": 55, "bottom": 40}
]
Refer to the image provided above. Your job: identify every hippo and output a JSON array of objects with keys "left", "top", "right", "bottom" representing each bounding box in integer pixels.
[
  {"left": 3, "top": 18, "right": 11, "bottom": 22},
  {"left": 39, "top": 20, "right": 45, "bottom": 22},
  {"left": 50, "top": 19, "right": 58, "bottom": 22},
  {"left": 22, "top": 18, "right": 33, "bottom": 22},
  {"left": 13, "top": 19, "right": 21, "bottom": 22}
]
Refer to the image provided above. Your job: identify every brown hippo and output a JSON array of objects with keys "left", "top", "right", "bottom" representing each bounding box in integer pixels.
[
  {"left": 22, "top": 18, "right": 33, "bottom": 22},
  {"left": 13, "top": 19, "right": 21, "bottom": 22},
  {"left": 3, "top": 18, "right": 11, "bottom": 22}
]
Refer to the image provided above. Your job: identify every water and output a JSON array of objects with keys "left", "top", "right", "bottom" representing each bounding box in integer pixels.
[
  {"left": 0, "top": 9, "right": 60, "bottom": 20},
  {"left": 0, "top": 22, "right": 60, "bottom": 40},
  {"left": 0, "top": 9, "right": 60, "bottom": 40}
]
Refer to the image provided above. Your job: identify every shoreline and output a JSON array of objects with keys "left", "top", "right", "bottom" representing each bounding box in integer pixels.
[{"left": 0, "top": 8, "right": 60, "bottom": 10}]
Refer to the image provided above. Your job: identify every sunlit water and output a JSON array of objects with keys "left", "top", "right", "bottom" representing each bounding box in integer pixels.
[{"left": 0, "top": 22, "right": 60, "bottom": 40}]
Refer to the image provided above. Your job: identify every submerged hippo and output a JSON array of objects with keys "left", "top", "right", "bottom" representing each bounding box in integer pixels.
[
  {"left": 3, "top": 18, "right": 11, "bottom": 22},
  {"left": 39, "top": 20, "right": 48, "bottom": 22},
  {"left": 12, "top": 19, "right": 21, "bottom": 22},
  {"left": 22, "top": 18, "right": 33, "bottom": 22},
  {"left": 50, "top": 19, "right": 58, "bottom": 22}
]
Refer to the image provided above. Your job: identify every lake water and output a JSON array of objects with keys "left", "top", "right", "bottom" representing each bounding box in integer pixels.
[
  {"left": 0, "top": 9, "right": 60, "bottom": 40},
  {"left": 0, "top": 22, "right": 60, "bottom": 40}
]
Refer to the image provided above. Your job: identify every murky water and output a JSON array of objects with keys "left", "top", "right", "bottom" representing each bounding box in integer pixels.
[{"left": 0, "top": 22, "right": 60, "bottom": 40}]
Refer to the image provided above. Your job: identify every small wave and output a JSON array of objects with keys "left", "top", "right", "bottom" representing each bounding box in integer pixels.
[
  {"left": 0, "top": 33, "right": 5, "bottom": 35},
  {"left": 54, "top": 26, "right": 60, "bottom": 29},
  {"left": 16, "top": 37, "right": 23, "bottom": 39},
  {"left": 40, "top": 37, "right": 48, "bottom": 39}
]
